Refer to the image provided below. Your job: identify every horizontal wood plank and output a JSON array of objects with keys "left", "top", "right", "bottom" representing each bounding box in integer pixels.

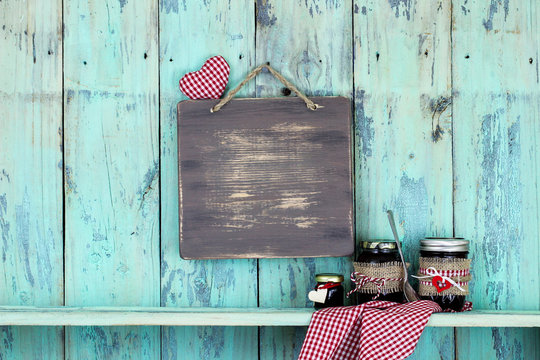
[{"left": 1, "top": 307, "right": 538, "bottom": 327}]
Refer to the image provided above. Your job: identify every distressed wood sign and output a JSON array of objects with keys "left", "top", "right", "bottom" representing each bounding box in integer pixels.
[{"left": 177, "top": 96, "right": 353, "bottom": 259}]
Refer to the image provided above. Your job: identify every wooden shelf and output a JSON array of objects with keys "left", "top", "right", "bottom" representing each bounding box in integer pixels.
[{"left": 0, "top": 306, "right": 538, "bottom": 327}]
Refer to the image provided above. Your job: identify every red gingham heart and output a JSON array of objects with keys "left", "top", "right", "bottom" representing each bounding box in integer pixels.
[{"left": 179, "top": 56, "right": 230, "bottom": 99}]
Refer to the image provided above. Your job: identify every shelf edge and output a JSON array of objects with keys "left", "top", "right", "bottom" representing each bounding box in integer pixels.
[{"left": 0, "top": 307, "right": 538, "bottom": 327}]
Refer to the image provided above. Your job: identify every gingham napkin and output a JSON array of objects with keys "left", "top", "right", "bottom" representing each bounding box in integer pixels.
[{"left": 298, "top": 300, "right": 442, "bottom": 360}]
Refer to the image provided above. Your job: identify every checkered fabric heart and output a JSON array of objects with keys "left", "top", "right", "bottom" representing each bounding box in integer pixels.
[
  {"left": 298, "top": 300, "right": 442, "bottom": 360},
  {"left": 179, "top": 56, "right": 230, "bottom": 99}
]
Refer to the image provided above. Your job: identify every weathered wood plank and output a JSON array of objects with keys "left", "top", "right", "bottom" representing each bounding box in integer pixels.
[
  {"left": 178, "top": 97, "right": 353, "bottom": 259},
  {"left": 0, "top": 0, "right": 64, "bottom": 358},
  {"left": 353, "top": 0, "right": 455, "bottom": 358},
  {"left": 63, "top": 0, "right": 160, "bottom": 358},
  {"left": 1, "top": 307, "right": 539, "bottom": 327},
  {"left": 256, "top": 1, "right": 354, "bottom": 358},
  {"left": 159, "top": 1, "right": 258, "bottom": 358},
  {"left": 453, "top": 0, "right": 540, "bottom": 358}
]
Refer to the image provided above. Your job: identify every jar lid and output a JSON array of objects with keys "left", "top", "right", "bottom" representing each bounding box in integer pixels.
[
  {"left": 315, "top": 273, "right": 344, "bottom": 283},
  {"left": 420, "top": 237, "right": 469, "bottom": 252},
  {"left": 361, "top": 240, "right": 399, "bottom": 250}
]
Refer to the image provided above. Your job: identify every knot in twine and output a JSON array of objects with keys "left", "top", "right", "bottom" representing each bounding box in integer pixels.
[
  {"left": 412, "top": 267, "right": 466, "bottom": 292},
  {"left": 210, "top": 63, "right": 323, "bottom": 113},
  {"left": 347, "top": 272, "right": 403, "bottom": 300}
]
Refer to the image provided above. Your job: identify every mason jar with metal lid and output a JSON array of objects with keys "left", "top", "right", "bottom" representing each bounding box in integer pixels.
[
  {"left": 350, "top": 240, "right": 405, "bottom": 305},
  {"left": 417, "top": 238, "right": 471, "bottom": 311},
  {"left": 312, "top": 273, "right": 344, "bottom": 309}
]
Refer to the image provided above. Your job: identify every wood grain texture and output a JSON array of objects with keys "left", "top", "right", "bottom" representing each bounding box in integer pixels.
[
  {"left": 452, "top": 0, "right": 540, "bottom": 358},
  {"left": 1, "top": 307, "right": 539, "bottom": 327},
  {"left": 353, "top": 0, "right": 455, "bottom": 358},
  {"left": 159, "top": 1, "right": 259, "bottom": 358},
  {"left": 255, "top": 1, "right": 354, "bottom": 358},
  {"left": 178, "top": 97, "right": 353, "bottom": 259},
  {"left": 0, "top": 0, "right": 64, "bottom": 358},
  {"left": 63, "top": 0, "right": 160, "bottom": 358},
  {"left": 1, "top": 0, "right": 538, "bottom": 358}
]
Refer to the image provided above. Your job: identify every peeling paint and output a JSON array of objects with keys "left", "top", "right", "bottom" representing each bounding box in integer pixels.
[
  {"left": 199, "top": 327, "right": 225, "bottom": 359},
  {"left": 0, "top": 326, "right": 14, "bottom": 352},
  {"left": 0, "top": 194, "right": 9, "bottom": 263},
  {"left": 287, "top": 264, "right": 297, "bottom": 300},
  {"left": 160, "top": 0, "right": 178, "bottom": 14},
  {"left": 480, "top": 111, "right": 522, "bottom": 293},
  {"left": 355, "top": 90, "right": 374, "bottom": 157},
  {"left": 256, "top": 0, "right": 277, "bottom": 26},
  {"left": 34, "top": 225, "right": 54, "bottom": 293},
  {"left": 15, "top": 191, "right": 34, "bottom": 287},
  {"left": 492, "top": 328, "right": 523, "bottom": 359},
  {"left": 436, "top": 330, "right": 455, "bottom": 360},
  {"left": 65, "top": 166, "right": 77, "bottom": 194},
  {"left": 395, "top": 174, "right": 428, "bottom": 268},
  {"left": 138, "top": 161, "right": 159, "bottom": 204},
  {"left": 118, "top": 0, "right": 127, "bottom": 12},
  {"left": 0, "top": 169, "right": 9, "bottom": 183},
  {"left": 483, "top": 0, "right": 509, "bottom": 31},
  {"left": 388, "top": 0, "right": 411, "bottom": 20},
  {"left": 66, "top": 89, "right": 75, "bottom": 104}
]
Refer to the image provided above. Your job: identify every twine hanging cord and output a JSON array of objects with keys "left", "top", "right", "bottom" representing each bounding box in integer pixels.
[{"left": 210, "top": 63, "right": 323, "bottom": 113}]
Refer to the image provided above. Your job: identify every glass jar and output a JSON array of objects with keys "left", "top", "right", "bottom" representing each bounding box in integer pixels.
[
  {"left": 418, "top": 238, "right": 470, "bottom": 311},
  {"left": 352, "top": 240, "right": 405, "bottom": 304},
  {"left": 312, "top": 273, "right": 344, "bottom": 309}
]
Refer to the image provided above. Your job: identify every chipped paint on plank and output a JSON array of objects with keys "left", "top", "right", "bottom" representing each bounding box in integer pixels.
[
  {"left": 388, "top": 0, "right": 412, "bottom": 20},
  {"left": 480, "top": 111, "right": 522, "bottom": 297},
  {"left": 160, "top": 0, "right": 259, "bottom": 358},
  {"left": 160, "top": 0, "right": 179, "bottom": 14},
  {"left": 256, "top": 0, "right": 277, "bottom": 26},
  {"left": 483, "top": 0, "right": 510, "bottom": 31},
  {"left": 395, "top": 173, "right": 428, "bottom": 264},
  {"left": 355, "top": 90, "right": 374, "bottom": 157}
]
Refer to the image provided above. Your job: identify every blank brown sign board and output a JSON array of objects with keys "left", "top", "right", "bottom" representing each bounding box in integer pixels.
[{"left": 177, "top": 97, "right": 353, "bottom": 259}]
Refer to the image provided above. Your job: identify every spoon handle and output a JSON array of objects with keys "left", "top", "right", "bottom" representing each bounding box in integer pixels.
[{"left": 387, "top": 210, "right": 408, "bottom": 276}]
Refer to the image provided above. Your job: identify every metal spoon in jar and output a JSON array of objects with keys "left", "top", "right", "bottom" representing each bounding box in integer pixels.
[{"left": 387, "top": 210, "right": 421, "bottom": 302}]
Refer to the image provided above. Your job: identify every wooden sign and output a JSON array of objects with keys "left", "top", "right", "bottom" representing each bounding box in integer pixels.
[{"left": 177, "top": 97, "right": 353, "bottom": 259}]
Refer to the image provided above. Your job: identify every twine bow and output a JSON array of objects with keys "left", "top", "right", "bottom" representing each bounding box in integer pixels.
[
  {"left": 347, "top": 272, "right": 403, "bottom": 300},
  {"left": 412, "top": 267, "right": 466, "bottom": 292}
]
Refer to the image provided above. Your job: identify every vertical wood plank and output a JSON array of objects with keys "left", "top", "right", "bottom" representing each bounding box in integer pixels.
[
  {"left": 63, "top": 0, "right": 160, "bottom": 358},
  {"left": 453, "top": 0, "right": 540, "bottom": 358},
  {"left": 159, "top": 1, "right": 258, "bottom": 359},
  {"left": 256, "top": 1, "right": 353, "bottom": 358},
  {"left": 0, "top": 0, "right": 64, "bottom": 358},
  {"left": 354, "top": 0, "right": 455, "bottom": 358}
]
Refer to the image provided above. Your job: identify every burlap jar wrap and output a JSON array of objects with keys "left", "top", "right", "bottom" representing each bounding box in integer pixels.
[
  {"left": 417, "top": 257, "right": 472, "bottom": 296},
  {"left": 352, "top": 261, "right": 404, "bottom": 294}
]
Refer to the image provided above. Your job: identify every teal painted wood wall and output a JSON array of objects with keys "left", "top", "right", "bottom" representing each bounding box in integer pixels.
[{"left": 0, "top": 0, "right": 538, "bottom": 358}]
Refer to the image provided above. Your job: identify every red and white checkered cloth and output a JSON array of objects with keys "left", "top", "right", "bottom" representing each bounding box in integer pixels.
[
  {"left": 298, "top": 300, "right": 442, "bottom": 360},
  {"left": 179, "top": 56, "right": 230, "bottom": 99}
]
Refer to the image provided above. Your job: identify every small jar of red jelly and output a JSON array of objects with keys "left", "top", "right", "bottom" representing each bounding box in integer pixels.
[
  {"left": 312, "top": 273, "right": 344, "bottom": 309},
  {"left": 352, "top": 240, "right": 405, "bottom": 305},
  {"left": 418, "top": 238, "right": 471, "bottom": 311}
]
